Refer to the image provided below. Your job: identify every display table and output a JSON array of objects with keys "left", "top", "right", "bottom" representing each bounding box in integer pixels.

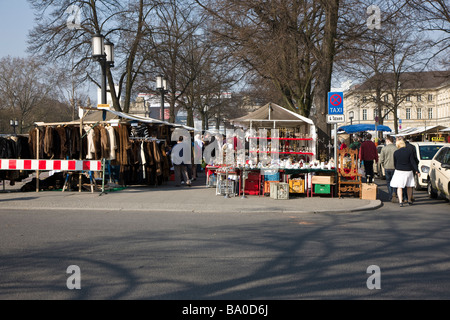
[
  {"left": 208, "top": 166, "right": 337, "bottom": 198},
  {"left": 205, "top": 165, "right": 220, "bottom": 187},
  {"left": 215, "top": 167, "right": 240, "bottom": 197},
  {"left": 268, "top": 168, "right": 336, "bottom": 197}
]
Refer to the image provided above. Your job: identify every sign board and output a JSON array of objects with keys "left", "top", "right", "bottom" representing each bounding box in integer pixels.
[
  {"left": 327, "top": 114, "right": 345, "bottom": 124},
  {"left": 432, "top": 137, "right": 445, "bottom": 142},
  {"left": 328, "top": 92, "right": 344, "bottom": 115},
  {"left": 97, "top": 104, "right": 110, "bottom": 109}
]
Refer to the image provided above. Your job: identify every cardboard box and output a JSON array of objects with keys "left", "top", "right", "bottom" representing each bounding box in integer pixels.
[
  {"left": 311, "top": 175, "right": 334, "bottom": 185},
  {"left": 362, "top": 183, "right": 377, "bottom": 200}
]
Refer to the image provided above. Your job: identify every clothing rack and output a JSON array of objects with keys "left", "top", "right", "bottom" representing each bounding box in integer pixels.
[
  {"left": 129, "top": 137, "right": 167, "bottom": 143},
  {"left": 32, "top": 117, "right": 124, "bottom": 193}
]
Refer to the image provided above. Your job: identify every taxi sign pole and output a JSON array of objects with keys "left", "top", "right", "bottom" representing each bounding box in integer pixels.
[
  {"left": 334, "top": 122, "right": 337, "bottom": 166},
  {"left": 327, "top": 92, "right": 344, "bottom": 170}
]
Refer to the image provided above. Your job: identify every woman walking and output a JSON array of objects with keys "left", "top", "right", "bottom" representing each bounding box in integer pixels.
[{"left": 390, "top": 139, "right": 419, "bottom": 207}]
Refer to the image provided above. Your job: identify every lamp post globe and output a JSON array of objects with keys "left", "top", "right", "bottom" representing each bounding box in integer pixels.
[
  {"left": 104, "top": 39, "right": 114, "bottom": 66},
  {"left": 156, "top": 75, "right": 167, "bottom": 121},
  {"left": 92, "top": 33, "right": 105, "bottom": 58}
]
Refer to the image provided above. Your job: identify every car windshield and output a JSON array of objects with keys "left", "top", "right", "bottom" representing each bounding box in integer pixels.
[{"left": 419, "top": 145, "right": 443, "bottom": 160}]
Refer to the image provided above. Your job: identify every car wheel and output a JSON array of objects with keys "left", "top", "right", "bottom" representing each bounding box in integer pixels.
[
  {"left": 414, "top": 175, "right": 422, "bottom": 191},
  {"left": 427, "top": 179, "right": 438, "bottom": 199}
]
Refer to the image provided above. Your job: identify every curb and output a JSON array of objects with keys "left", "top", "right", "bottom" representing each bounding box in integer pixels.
[{"left": 0, "top": 200, "right": 383, "bottom": 214}]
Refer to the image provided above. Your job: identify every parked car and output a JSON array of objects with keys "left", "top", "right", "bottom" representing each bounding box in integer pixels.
[
  {"left": 427, "top": 146, "right": 450, "bottom": 201},
  {"left": 409, "top": 142, "right": 450, "bottom": 190},
  {"left": 373, "top": 144, "right": 385, "bottom": 179}
]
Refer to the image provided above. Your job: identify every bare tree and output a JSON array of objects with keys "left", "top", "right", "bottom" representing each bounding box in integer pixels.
[
  {"left": 0, "top": 56, "right": 57, "bottom": 133},
  {"left": 27, "top": 0, "right": 157, "bottom": 113},
  {"left": 195, "top": 0, "right": 345, "bottom": 154},
  {"left": 406, "top": 0, "right": 450, "bottom": 69}
]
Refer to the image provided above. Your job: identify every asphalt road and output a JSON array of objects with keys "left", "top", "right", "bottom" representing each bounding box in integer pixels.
[{"left": 0, "top": 179, "right": 449, "bottom": 303}]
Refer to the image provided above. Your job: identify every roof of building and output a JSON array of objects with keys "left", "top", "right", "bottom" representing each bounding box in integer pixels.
[
  {"left": 351, "top": 71, "right": 450, "bottom": 92},
  {"left": 230, "top": 102, "right": 314, "bottom": 128}
]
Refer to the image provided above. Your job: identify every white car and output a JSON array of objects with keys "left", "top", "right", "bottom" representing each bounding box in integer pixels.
[
  {"left": 409, "top": 142, "right": 450, "bottom": 190},
  {"left": 427, "top": 146, "right": 450, "bottom": 201}
]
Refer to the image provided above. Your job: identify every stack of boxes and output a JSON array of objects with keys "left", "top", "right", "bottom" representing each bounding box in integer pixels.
[{"left": 311, "top": 175, "right": 335, "bottom": 195}]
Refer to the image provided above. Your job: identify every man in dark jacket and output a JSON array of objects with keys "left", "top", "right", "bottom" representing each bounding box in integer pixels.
[{"left": 359, "top": 133, "right": 378, "bottom": 183}]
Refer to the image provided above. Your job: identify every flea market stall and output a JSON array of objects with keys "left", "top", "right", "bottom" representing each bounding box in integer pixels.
[
  {"left": 392, "top": 125, "right": 448, "bottom": 142},
  {"left": 206, "top": 103, "right": 337, "bottom": 199},
  {"left": 1, "top": 108, "right": 194, "bottom": 193}
]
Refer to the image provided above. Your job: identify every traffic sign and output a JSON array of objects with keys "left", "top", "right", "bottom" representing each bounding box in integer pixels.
[
  {"left": 328, "top": 92, "right": 344, "bottom": 115},
  {"left": 327, "top": 114, "right": 345, "bottom": 124}
]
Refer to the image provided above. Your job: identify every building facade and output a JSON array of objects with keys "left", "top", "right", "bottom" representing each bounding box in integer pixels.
[{"left": 343, "top": 71, "right": 450, "bottom": 132}]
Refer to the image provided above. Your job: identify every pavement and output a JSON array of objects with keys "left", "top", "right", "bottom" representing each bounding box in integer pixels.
[{"left": 0, "top": 172, "right": 383, "bottom": 214}]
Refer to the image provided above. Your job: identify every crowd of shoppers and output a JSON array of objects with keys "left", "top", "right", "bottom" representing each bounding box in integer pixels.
[{"left": 347, "top": 132, "right": 419, "bottom": 207}]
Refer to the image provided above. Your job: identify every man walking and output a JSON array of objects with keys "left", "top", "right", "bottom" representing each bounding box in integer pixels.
[
  {"left": 379, "top": 136, "right": 397, "bottom": 202},
  {"left": 359, "top": 133, "right": 378, "bottom": 183},
  {"left": 172, "top": 136, "right": 192, "bottom": 187}
]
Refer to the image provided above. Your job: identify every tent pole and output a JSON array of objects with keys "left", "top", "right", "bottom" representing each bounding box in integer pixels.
[
  {"left": 36, "top": 127, "right": 39, "bottom": 193},
  {"left": 79, "top": 115, "right": 83, "bottom": 192}
]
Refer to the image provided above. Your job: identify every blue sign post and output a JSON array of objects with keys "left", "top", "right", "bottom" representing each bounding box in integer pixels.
[
  {"left": 328, "top": 92, "right": 344, "bottom": 115},
  {"left": 328, "top": 92, "right": 344, "bottom": 183}
]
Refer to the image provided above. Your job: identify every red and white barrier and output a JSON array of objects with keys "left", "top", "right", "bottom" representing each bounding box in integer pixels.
[{"left": 0, "top": 159, "right": 102, "bottom": 172}]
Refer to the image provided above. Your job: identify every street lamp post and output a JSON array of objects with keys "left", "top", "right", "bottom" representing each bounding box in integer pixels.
[
  {"left": 349, "top": 111, "right": 354, "bottom": 125},
  {"left": 10, "top": 120, "right": 18, "bottom": 135},
  {"left": 92, "top": 33, "right": 114, "bottom": 105},
  {"left": 156, "top": 75, "right": 167, "bottom": 121}
]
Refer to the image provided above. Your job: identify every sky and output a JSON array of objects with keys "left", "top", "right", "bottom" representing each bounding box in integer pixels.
[
  {"left": 0, "top": 0, "right": 35, "bottom": 58},
  {"left": 0, "top": 0, "right": 99, "bottom": 102}
]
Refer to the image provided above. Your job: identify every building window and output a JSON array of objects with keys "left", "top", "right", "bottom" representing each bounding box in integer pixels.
[
  {"left": 384, "top": 109, "right": 389, "bottom": 120},
  {"left": 362, "top": 96, "right": 367, "bottom": 103},
  {"left": 428, "top": 108, "right": 433, "bottom": 119},
  {"left": 362, "top": 109, "right": 368, "bottom": 120},
  {"left": 417, "top": 108, "right": 422, "bottom": 119},
  {"left": 373, "top": 109, "right": 378, "bottom": 120},
  {"left": 428, "top": 94, "right": 433, "bottom": 102},
  {"left": 406, "top": 108, "right": 411, "bottom": 120},
  {"left": 406, "top": 95, "right": 411, "bottom": 102},
  {"left": 384, "top": 95, "right": 389, "bottom": 102},
  {"left": 417, "top": 94, "right": 422, "bottom": 102}
]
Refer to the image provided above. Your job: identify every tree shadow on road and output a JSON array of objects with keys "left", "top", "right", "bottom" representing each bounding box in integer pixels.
[{"left": 1, "top": 208, "right": 450, "bottom": 300}]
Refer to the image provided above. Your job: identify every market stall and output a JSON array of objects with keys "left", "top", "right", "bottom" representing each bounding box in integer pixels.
[
  {"left": 231, "top": 102, "right": 317, "bottom": 163},
  {"left": 392, "top": 125, "right": 447, "bottom": 142},
  {"left": 201, "top": 103, "right": 337, "bottom": 199},
  {"left": 13, "top": 107, "right": 195, "bottom": 192}
]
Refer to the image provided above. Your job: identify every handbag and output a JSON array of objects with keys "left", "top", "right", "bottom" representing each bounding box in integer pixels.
[{"left": 358, "top": 166, "right": 365, "bottom": 176}]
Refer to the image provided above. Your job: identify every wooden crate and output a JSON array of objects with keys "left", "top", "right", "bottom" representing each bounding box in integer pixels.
[
  {"left": 270, "top": 182, "right": 289, "bottom": 200},
  {"left": 311, "top": 175, "right": 334, "bottom": 185},
  {"left": 264, "top": 181, "right": 279, "bottom": 195},
  {"left": 289, "top": 179, "right": 305, "bottom": 193}
]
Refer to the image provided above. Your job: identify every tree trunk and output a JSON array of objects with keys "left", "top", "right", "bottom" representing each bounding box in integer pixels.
[
  {"left": 313, "top": 0, "right": 340, "bottom": 159},
  {"left": 186, "top": 107, "right": 194, "bottom": 128}
]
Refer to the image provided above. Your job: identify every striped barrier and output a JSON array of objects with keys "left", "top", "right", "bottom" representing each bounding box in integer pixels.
[{"left": 0, "top": 159, "right": 102, "bottom": 172}]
